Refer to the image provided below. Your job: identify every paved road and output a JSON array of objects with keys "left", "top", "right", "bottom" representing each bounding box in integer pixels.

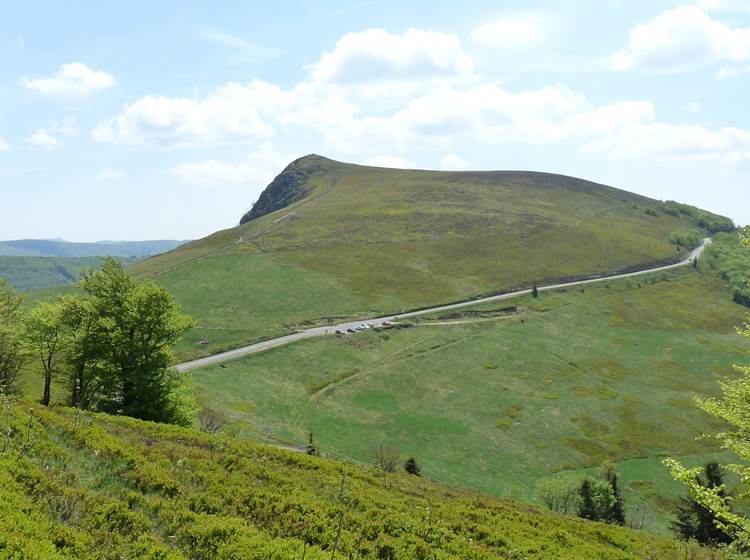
[{"left": 176, "top": 239, "right": 710, "bottom": 372}]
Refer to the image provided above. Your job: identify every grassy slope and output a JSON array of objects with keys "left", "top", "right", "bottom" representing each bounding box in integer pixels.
[
  {"left": 189, "top": 266, "right": 749, "bottom": 532},
  {"left": 0, "top": 256, "right": 139, "bottom": 291},
  {"left": 0, "top": 400, "right": 723, "bottom": 559},
  {"left": 128, "top": 156, "right": 702, "bottom": 360}
]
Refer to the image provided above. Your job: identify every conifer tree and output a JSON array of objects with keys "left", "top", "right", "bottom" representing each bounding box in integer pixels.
[{"left": 404, "top": 457, "right": 421, "bottom": 476}]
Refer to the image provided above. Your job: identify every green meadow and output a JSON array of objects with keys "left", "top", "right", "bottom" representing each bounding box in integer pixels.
[{"left": 189, "top": 267, "right": 749, "bottom": 532}]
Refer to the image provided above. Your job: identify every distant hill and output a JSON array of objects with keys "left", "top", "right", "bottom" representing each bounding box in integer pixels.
[
  {"left": 0, "top": 256, "right": 140, "bottom": 291},
  {"left": 130, "top": 154, "right": 733, "bottom": 359},
  {"left": 0, "top": 238, "right": 187, "bottom": 258}
]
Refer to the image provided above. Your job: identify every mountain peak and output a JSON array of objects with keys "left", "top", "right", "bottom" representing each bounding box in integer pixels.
[{"left": 239, "top": 154, "right": 338, "bottom": 225}]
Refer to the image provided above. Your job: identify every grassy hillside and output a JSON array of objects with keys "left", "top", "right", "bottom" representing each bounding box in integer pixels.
[
  {"left": 0, "top": 399, "right": 723, "bottom": 559},
  {"left": 0, "top": 239, "right": 186, "bottom": 258},
  {"left": 128, "top": 155, "right": 729, "bottom": 359},
  {"left": 0, "top": 256, "right": 139, "bottom": 291},
  {"left": 187, "top": 266, "right": 749, "bottom": 532}
]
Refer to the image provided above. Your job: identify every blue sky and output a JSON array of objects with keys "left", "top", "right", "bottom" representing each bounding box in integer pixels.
[{"left": 1, "top": 0, "right": 749, "bottom": 241}]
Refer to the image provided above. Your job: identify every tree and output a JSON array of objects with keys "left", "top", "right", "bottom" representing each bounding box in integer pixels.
[
  {"left": 577, "top": 476, "right": 617, "bottom": 523},
  {"left": 29, "top": 259, "right": 195, "bottom": 425},
  {"left": 372, "top": 444, "right": 400, "bottom": 473},
  {"left": 578, "top": 479, "right": 597, "bottom": 521},
  {"left": 305, "top": 432, "right": 319, "bottom": 456},
  {"left": 532, "top": 283, "right": 539, "bottom": 298},
  {"left": 671, "top": 462, "right": 733, "bottom": 546},
  {"left": 198, "top": 407, "right": 227, "bottom": 434},
  {"left": 602, "top": 464, "right": 625, "bottom": 525},
  {"left": 25, "top": 301, "right": 68, "bottom": 406},
  {"left": 404, "top": 457, "right": 421, "bottom": 476},
  {"left": 536, "top": 474, "right": 582, "bottom": 514},
  {"left": 0, "top": 279, "right": 26, "bottom": 395},
  {"left": 665, "top": 229, "right": 750, "bottom": 550}
]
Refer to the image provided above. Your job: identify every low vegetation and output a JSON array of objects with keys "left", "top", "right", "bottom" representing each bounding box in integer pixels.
[{"left": 0, "top": 398, "right": 726, "bottom": 559}]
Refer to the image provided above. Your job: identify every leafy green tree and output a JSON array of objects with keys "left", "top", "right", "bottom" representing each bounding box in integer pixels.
[
  {"left": 577, "top": 476, "right": 617, "bottom": 523},
  {"left": 536, "top": 474, "right": 582, "bottom": 514},
  {"left": 28, "top": 259, "right": 195, "bottom": 424},
  {"left": 0, "top": 278, "right": 26, "bottom": 395},
  {"left": 25, "top": 301, "right": 68, "bottom": 406},
  {"left": 665, "top": 229, "right": 750, "bottom": 550},
  {"left": 79, "top": 259, "right": 195, "bottom": 424},
  {"left": 671, "top": 462, "right": 732, "bottom": 546},
  {"left": 404, "top": 457, "right": 421, "bottom": 476}
]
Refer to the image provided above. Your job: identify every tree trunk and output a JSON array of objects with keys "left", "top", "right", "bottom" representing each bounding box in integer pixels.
[{"left": 42, "top": 369, "right": 51, "bottom": 406}]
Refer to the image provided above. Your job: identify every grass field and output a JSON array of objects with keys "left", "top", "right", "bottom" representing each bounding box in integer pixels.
[
  {"left": 0, "top": 399, "right": 725, "bottom": 559},
  {"left": 188, "top": 266, "right": 749, "bottom": 532},
  {"left": 127, "top": 156, "right": 721, "bottom": 360},
  {"left": 0, "top": 255, "right": 139, "bottom": 291}
]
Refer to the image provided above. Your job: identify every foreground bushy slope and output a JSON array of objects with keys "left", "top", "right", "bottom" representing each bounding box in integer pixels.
[
  {"left": 0, "top": 401, "right": 721, "bottom": 559},
  {"left": 128, "top": 155, "right": 730, "bottom": 359}
]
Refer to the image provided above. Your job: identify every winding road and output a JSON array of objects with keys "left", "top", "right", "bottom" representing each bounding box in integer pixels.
[{"left": 176, "top": 239, "right": 710, "bottom": 372}]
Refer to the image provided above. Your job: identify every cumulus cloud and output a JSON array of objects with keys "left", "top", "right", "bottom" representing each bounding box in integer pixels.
[
  {"left": 309, "top": 28, "right": 473, "bottom": 86},
  {"left": 26, "top": 129, "right": 63, "bottom": 150},
  {"left": 93, "top": 82, "right": 277, "bottom": 146},
  {"left": 611, "top": 5, "right": 750, "bottom": 73},
  {"left": 93, "top": 26, "right": 748, "bottom": 167},
  {"left": 470, "top": 16, "right": 543, "bottom": 48},
  {"left": 362, "top": 155, "right": 416, "bottom": 168},
  {"left": 582, "top": 122, "right": 750, "bottom": 164},
  {"left": 441, "top": 153, "right": 468, "bottom": 170},
  {"left": 172, "top": 144, "right": 289, "bottom": 186},
  {"left": 20, "top": 63, "right": 115, "bottom": 94},
  {"left": 25, "top": 116, "right": 78, "bottom": 150}
]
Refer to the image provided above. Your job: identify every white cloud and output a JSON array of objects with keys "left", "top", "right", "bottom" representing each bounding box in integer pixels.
[
  {"left": 470, "top": 16, "right": 543, "bottom": 48},
  {"left": 20, "top": 62, "right": 115, "bottom": 94},
  {"left": 26, "top": 129, "right": 63, "bottom": 150},
  {"left": 93, "top": 26, "right": 747, "bottom": 168},
  {"left": 25, "top": 117, "right": 78, "bottom": 150},
  {"left": 94, "top": 82, "right": 276, "bottom": 147},
  {"left": 172, "top": 144, "right": 289, "bottom": 186},
  {"left": 309, "top": 28, "right": 473, "bottom": 86},
  {"left": 441, "top": 153, "right": 468, "bottom": 170},
  {"left": 582, "top": 122, "right": 750, "bottom": 163},
  {"left": 97, "top": 168, "right": 128, "bottom": 181},
  {"left": 362, "top": 155, "right": 416, "bottom": 168},
  {"left": 698, "top": 0, "right": 750, "bottom": 11},
  {"left": 612, "top": 6, "right": 750, "bottom": 73},
  {"left": 0, "top": 137, "right": 9, "bottom": 151}
]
